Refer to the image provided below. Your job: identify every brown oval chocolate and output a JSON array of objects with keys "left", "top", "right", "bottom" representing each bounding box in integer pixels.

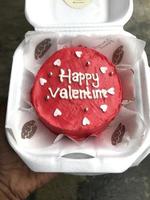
[
  {"left": 111, "top": 123, "right": 126, "bottom": 145},
  {"left": 21, "top": 120, "right": 37, "bottom": 139},
  {"left": 35, "top": 39, "right": 51, "bottom": 60},
  {"left": 112, "top": 46, "right": 124, "bottom": 65}
]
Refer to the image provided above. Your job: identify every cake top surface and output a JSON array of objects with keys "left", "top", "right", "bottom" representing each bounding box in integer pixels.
[{"left": 31, "top": 47, "right": 122, "bottom": 140}]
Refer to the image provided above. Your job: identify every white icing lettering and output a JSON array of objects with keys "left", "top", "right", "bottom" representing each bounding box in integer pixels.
[
  {"left": 59, "top": 69, "right": 72, "bottom": 84},
  {"left": 60, "top": 88, "right": 68, "bottom": 99},
  {"left": 59, "top": 69, "right": 100, "bottom": 87},
  {"left": 72, "top": 89, "right": 79, "bottom": 99},
  {"left": 47, "top": 86, "right": 113, "bottom": 100},
  {"left": 72, "top": 72, "right": 80, "bottom": 83},
  {"left": 68, "top": 85, "right": 73, "bottom": 99},
  {"left": 92, "top": 73, "right": 99, "bottom": 88},
  {"left": 48, "top": 87, "right": 60, "bottom": 98},
  {"left": 85, "top": 73, "right": 92, "bottom": 86},
  {"left": 79, "top": 72, "right": 85, "bottom": 86},
  {"left": 85, "top": 87, "right": 93, "bottom": 99},
  {"left": 94, "top": 90, "right": 103, "bottom": 99},
  {"left": 101, "top": 89, "right": 108, "bottom": 98},
  {"left": 44, "top": 69, "right": 115, "bottom": 101}
]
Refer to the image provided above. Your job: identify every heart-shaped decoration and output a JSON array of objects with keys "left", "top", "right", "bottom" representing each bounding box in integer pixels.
[
  {"left": 39, "top": 78, "right": 47, "bottom": 86},
  {"left": 107, "top": 87, "right": 115, "bottom": 95},
  {"left": 82, "top": 117, "right": 90, "bottom": 126},
  {"left": 54, "top": 108, "right": 62, "bottom": 117},
  {"left": 100, "top": 66, "right": 108, "bottom": 74},
  {"left": 54, "top": 59, "right": 61, "bottom": 67},
  {"left": 100, "top": 104, "right": 108, "bottom": 112},
  {"left": 75, "top": 51, "right": 83, "bottom": 58}
]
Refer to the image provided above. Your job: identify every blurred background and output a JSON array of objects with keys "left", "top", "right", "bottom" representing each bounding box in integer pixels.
[{"left": 0, "top": 0, "right": 150, "bottom": 199}]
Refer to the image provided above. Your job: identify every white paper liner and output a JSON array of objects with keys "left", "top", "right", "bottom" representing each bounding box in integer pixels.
[
  {"left": 6, "top": 104, "right": 145, "bottom": 160},
  {"left": 6, "top": 109, "right": 56, "bottom": 149},
  {"left": 95, "top": 107, "right": 145, "bottom": 156},
  {"left": 6, "top": 32, "right": 148, "bottom": 172},
  {"left": 24, "top": 32, "right": 59, "bottom": 75},
  {"left": 57, "top": 35, "right": 145, "bottom": 66},
  {"left": 23, "top": 32, "right": 146, "bottom": 77}
]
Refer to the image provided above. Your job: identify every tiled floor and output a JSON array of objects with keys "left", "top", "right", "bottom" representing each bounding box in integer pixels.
[{"left": 0, "top": 0, "right": 150, "bottom": 199}]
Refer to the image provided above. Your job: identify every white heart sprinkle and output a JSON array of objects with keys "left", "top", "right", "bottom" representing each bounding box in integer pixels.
[
  {"left": 100, "top": 104, "right": 108, "bottom": 112},
  {"left": 54, "top": 59, "right": 61, "bottom": 67},
  {"left": 75, "top": 51, "right": 83, "bottom": 58},
  {"left": 107, "top": 87, "right": 115, "bottom": 95},
  {"left": 54, "top": 109, "right": 62, "bottom": 117},
  {"left": 39, "top": 78, "right": 47, "bottom": 86},
  {"left": 47, "top": 96, "right": 50, "bottom": 100},
  {"left": 100, "top": 67, "right": 108, "bottom": 74},
  {"left": 82, "top": 117, "right": 90, "bottom": 126}
]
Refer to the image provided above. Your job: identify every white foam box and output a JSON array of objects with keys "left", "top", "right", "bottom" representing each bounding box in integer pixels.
[{"left": 5, "top": 0, "right": 150, "bottom": 174}]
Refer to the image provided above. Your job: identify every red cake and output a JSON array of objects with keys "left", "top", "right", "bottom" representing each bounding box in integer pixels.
[{"left": 31, "top": 47, "right": 122, "bottom": 141}]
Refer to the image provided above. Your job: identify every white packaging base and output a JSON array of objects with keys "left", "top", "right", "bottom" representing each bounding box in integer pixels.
[
  {"left": 5, "top": 0, "right": 150, "bottom": 173},
  {"left": 6, "top": 30, "right": 150, "bottom": 173}
]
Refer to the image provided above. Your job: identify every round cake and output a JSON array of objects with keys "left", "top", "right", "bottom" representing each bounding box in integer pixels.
[{"left": 31, "top": 47, "right": 122, "bottom": 141}]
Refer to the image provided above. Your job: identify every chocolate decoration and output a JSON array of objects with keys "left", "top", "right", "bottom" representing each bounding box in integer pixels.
[
  {"left": 21, "top": 120, "right": 37, "bottom": 139},
  {"left": 112, "top": 46, "right": 124, "bottom": 65},
  {"left": 48, "top": 72, "right": 53, "bottom": 77},
  {"left": 84, "top": 107, "right": 89, "bottom": 112},
  {"left": 44, "top": 95, "right": 50, "bottom": 101},
  {"left": 111, "top": 123, "right": 126, "bottom": 145},
  {"left": 86, "top": 61, "right": 91, "bottom": 67},
  {"left": 109, "top": 72, "right": 114, "bottom": 76},
  {"left": 35, "top": 39, "right": 51, "bottom": 60}
]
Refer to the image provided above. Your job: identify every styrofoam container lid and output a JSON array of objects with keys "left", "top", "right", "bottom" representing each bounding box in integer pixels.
[{"left": 25, "top": 0, "right": 133, "bottom": 30}]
